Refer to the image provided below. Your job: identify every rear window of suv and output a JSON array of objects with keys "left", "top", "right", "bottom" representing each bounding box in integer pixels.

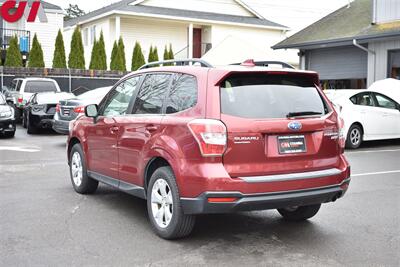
[
  {"left": 25, "top": 81, "right": 58, "bottom": 93},
  {"left": 220, "top": 73, "right": 327, "bottom": 119}
]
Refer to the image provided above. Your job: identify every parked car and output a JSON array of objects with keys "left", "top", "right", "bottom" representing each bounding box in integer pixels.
[
  {"left": 67, "top": 59, "right": 351, "bottom": 239},
  {"left": 0, "top": 93, "right": 16, "bottom": 138},
  {"left": 5, "top": 78, "right": 61, "bottom": 121},
  {"left": 53, "top": 87, "right": 112, "bottom": 134},
  {"left": 24, "top": 92, "right": 74, "bottom": 134},
  {"left": 325, "top": 89, "right": 400, "bottom": 149}
]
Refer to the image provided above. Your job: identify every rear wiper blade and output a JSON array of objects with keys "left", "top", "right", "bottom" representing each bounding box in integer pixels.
[{"left": 286, "top": 111, "right": 322, "bottom": 118}]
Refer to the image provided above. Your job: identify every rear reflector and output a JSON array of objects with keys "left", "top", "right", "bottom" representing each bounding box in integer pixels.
[
  {"left": 208, "top": 197, "right": 238, "bottom": 203},
  {"left": 187, "top": 119, "right": 227, "bottom": 157}
]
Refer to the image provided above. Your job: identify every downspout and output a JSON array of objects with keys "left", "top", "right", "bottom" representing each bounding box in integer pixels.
[{"left": 353, "top": 39, "right": 375, "bottom": 86}]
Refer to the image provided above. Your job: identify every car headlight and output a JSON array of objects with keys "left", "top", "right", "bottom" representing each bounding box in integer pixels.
[
  {"left": 32, "top": 105, "right": 46, "bottom": 112},
  {"left": 0, "top": 107, "right": 14, "bottom": 118}
]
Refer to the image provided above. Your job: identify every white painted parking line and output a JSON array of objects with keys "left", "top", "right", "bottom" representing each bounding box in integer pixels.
[
  {"left": 346, "top": 149, "right": 400, "bottom": 154},
  {"left": 0, "top": 146, "right": 40, "bottom": 153},
  {"left": 352, "top": 170, "right": 400, "bottom": 177}
]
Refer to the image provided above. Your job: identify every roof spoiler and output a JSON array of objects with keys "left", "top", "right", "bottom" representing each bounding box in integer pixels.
[{"left": 231, "top": 60, "right": 295, "bottom": 69}]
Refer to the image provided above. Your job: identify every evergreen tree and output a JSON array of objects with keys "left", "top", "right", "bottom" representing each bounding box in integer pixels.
[
  {"left": 147, "top": 45, "right": 153, "bottom": 63},
  {"left": 97, "top": 31, "right": 107, "bottom": 70},
  {"left": 163, "top": 45, "right": 171, "bottom": 66},
  {"left": 153, "top": 46, "right": 159, "bottom": 63},
  {"left": 28, "top": 34, "right": 45, "bottom": 68},
  {"left": 118, "top": 37, "right": 126, "bottom": 71},
  {"left": 89, "top": 39, "right": 98, "bottom": 70},
  {"left": 168, "top": 44, "right": 174, "bottom": 60},
  {"left": 131, "top": 41, "right": 145, "bottom": 71},
  {"left": 110, "top": 41, "right": 118, "bottom": 70},
  {"left": 68, "top": 27, "right": 85, "bottom": 69},
  {"left": 52, "top": 29, "right": 67, "bottom": 68},
  {"left": 4, "top": 36, "right": 23, "bottom": 67}
]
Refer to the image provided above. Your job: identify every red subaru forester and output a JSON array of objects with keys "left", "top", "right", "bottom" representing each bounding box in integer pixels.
[{"left": 67, "top": 60, "right": 351, "bottom": 239}]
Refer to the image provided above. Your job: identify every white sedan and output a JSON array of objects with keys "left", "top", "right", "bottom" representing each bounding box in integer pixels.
[{"left": 325, "top": 89, "right": 400, "bottom": 149}]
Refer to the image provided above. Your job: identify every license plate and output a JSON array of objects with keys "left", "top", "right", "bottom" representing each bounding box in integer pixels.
[{"left": 278, "top": 135, "right": 306, "bottom": 154}]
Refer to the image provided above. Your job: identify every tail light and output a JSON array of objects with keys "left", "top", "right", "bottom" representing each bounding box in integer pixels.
[
  {"left": 73, "top": 106, "right": 85, "bottom": 113},
  {"left": 338, "top": 117, "right": 346, "bottom": 153},
  {"left": 187, "top": 119, "right": 227, "bottom": 157},
  {"left": 56, "top": 104, "right": 60, "bottom": 113}
]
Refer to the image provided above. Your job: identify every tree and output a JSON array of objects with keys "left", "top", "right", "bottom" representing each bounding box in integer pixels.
[
  {"left": 89, "top": 39, "right": 98, "bottom": 70},
  {"left": 153, "top": 46, "right": 159, "bottom": 62},
  {"left": 168, "top": 44, "right": 174, "bottom": 60},
  {"left": 147, "top": 45, "right": 154, "bottom": 63},
  {"left": 118, "top": 37, "right": 126, "bottom": 71},
  {"left": 131, "top": 41, "right": 145, "bottom": 71},
  {"left": 97, "top": 31, "right": 107, "bottom": 70},
  {"left": 65, "top": 4, "right": 85, "bottom": 21},
  {"left": 110, "top": 41, "right": 118, "bottom": 70},
  {"left": 52, "top": 29, "right": 67, "bottom": 68},
  {"left": 28, "top": 34, "right": 45, "bottom": 68},
  {"left": 68, "top": 27, "right": 85, "bottom": 69},
  {"left": 5, "top": 36, "right": 23, "bottom": 67}
]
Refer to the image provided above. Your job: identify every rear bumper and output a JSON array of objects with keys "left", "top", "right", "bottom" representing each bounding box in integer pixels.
[
  {"left": 0, "top": 118, "right": 16, "bottom": 133},
  {"left": 181, "top": 178, "right": 350, "bottom": 214},
  {"left": 31, "top": 115, "right": 54, "bottom": 128},
  {"left": 52, "top": 118, "right": 70, "bottom": 134}
]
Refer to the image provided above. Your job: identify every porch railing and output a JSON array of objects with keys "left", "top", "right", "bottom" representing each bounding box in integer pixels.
[
  {"left": 174, "top": 43, "right": 212, "bottom": 59},
  {"left": 0, "top": 28, "right": 31, "bottom": 54}
]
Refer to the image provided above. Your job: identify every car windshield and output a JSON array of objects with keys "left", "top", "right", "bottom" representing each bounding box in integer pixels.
[
  {"left": 221, "top": 73, "right": 327, "bottom": 119},
  {"left": 25, "top": 81, "right": 58, "bottom": 93}
]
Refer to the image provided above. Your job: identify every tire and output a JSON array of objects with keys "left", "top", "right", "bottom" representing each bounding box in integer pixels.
[
  {"left": 278, "top": 204, "right": 321, "bottom": 222},
  {"left": 69, "top": 143, "right": 98, "bottom": 194},
  {"left": 346, "top": 124, "right": 363, "bottom": 149},
  {"left": 27, "top": 114, "right": 38, "bottom": 134},
  {"left": 22, "top": 112, "right": 27, "bottom": 128},
  {"left": 147, "top": 166, "right": 195, "bottom": 239}
]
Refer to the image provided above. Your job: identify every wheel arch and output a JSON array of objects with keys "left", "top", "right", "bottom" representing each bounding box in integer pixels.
[{"left": 67, "top": 137, "right": 82, "bottom": 164}]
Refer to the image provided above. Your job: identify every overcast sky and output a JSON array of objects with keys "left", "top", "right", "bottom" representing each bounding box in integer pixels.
[{"left": 46, "top": 0, "right": 350, "bottom": 33}]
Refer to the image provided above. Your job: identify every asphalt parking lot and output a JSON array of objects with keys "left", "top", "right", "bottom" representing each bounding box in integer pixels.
[{"left": 1, "top": 126, "right": 399, "bottom": 266}]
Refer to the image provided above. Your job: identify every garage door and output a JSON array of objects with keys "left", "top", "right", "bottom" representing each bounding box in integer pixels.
[{"left": 306, "top": 46, "right": 368, "bottom": 80}]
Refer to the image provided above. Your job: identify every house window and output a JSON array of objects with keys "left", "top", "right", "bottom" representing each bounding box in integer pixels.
[
  {"left": 83, "top": 28, "right": 89, "bottom": 46},
  {"left": 90, "top": 26, "right": 96, "bottom": 45},
  {"left": 388, "top": 50, "right": 400, "bottom": 80}
]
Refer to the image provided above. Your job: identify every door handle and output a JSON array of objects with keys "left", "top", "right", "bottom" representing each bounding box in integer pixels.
[
  {"left": 145, "top": 125, "right": 158, "bottom": 132},
  {"left": 110, "top": 126, "right": 120, "bottom": 134}
]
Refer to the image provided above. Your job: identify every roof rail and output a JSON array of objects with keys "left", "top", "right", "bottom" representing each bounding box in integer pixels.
[
  {"left": 231, "top": 60, "right": 295, "bottom": 69},
  {"left": 139, "top": 59, "right": 213, "bottom": 70}
]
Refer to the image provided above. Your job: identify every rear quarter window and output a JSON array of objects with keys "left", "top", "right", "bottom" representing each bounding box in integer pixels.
[
  {"left": 165, "top": 74, "right": 197, "bottom": 114},
  {"left": 220, "top": 73, "right": 327, "bottom": 119}
]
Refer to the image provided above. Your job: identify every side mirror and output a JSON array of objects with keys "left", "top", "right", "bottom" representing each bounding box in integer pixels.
[{"left": 85, "top": 104, "right": 99, "bottom": 122}]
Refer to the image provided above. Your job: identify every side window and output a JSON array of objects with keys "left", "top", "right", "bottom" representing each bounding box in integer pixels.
[
  {"left": 374, "top": 93, "right": 398, "bottom": 110},
  {"left": 102, "top": 76, "right": 140, "bottom": 116},
  {"left": 350, "top": 93, "right": 375, "bottom": 107},
  {"left": 132, "top": 74, "right": 171, "bottom": 115},
  {"left": 165, "top": 74, "right": 197, "bottom": 114},
  {"left": 16, "top": 81, "right": 22, "bottom": 92}
]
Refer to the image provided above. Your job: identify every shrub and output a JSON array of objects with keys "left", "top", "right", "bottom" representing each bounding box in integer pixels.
[
  {"left": 5, "top": 36, "right": 23, "bottom": 67},
  {"left": 68, "top": 27, "right": 85, "bottom": 69},
  {"left": 89, "top": 39, "right": 98, "bottom": 70},
  {"left": 118, "top": 37, "right": 126, "bottom": 71},
  {"left": 97, "top": 31, "right": 107, "bottom": 70},
  {"left": 52, "top": 30, "right": 67, "bottom": 68},
  {"left": 110, "top": 41, "right": 118, "bottom": 70},
  {"left": 168, "top": 44, "right": 174, "bottom": 60},
  {"left": 28, "top": 34, "right": 45, "bottom": 68},
  {"left": 131, "top": 41, "right": 145, "bottom": 71}
]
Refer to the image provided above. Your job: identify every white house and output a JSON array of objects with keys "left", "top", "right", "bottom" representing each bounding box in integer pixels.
[
  {"left": 0, "top": 0, "right": 64, "bottom": 67},
  {"left": 64, "top": 0, "right": 295, "bottom": 70}
]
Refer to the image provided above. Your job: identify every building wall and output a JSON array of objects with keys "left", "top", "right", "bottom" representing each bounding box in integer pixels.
[
  {"left": 373, "top": 0, "right": 400, "bottom": 24},
  {"left": 138, "top": 0, "right": 253, "bottom": 17},
  {"left": 120, "top": 17, "right": 188, "bottom": 70},
  {"left": 368, "top": 38, "right": 400, "bottom": 86},
  {"left": 204, "top": 24, "right": 296, "bottom": 65}
]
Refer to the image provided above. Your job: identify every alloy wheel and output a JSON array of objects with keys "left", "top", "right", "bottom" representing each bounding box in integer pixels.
[
  {"left": 151, "top": 178, "right": 173, "bottom": 228},
  {"left": 71, "top": 152, "right": 83, "bottom": 187},
  {"left": 350, "top": 128, "right": 361, "bottom": 146}
]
